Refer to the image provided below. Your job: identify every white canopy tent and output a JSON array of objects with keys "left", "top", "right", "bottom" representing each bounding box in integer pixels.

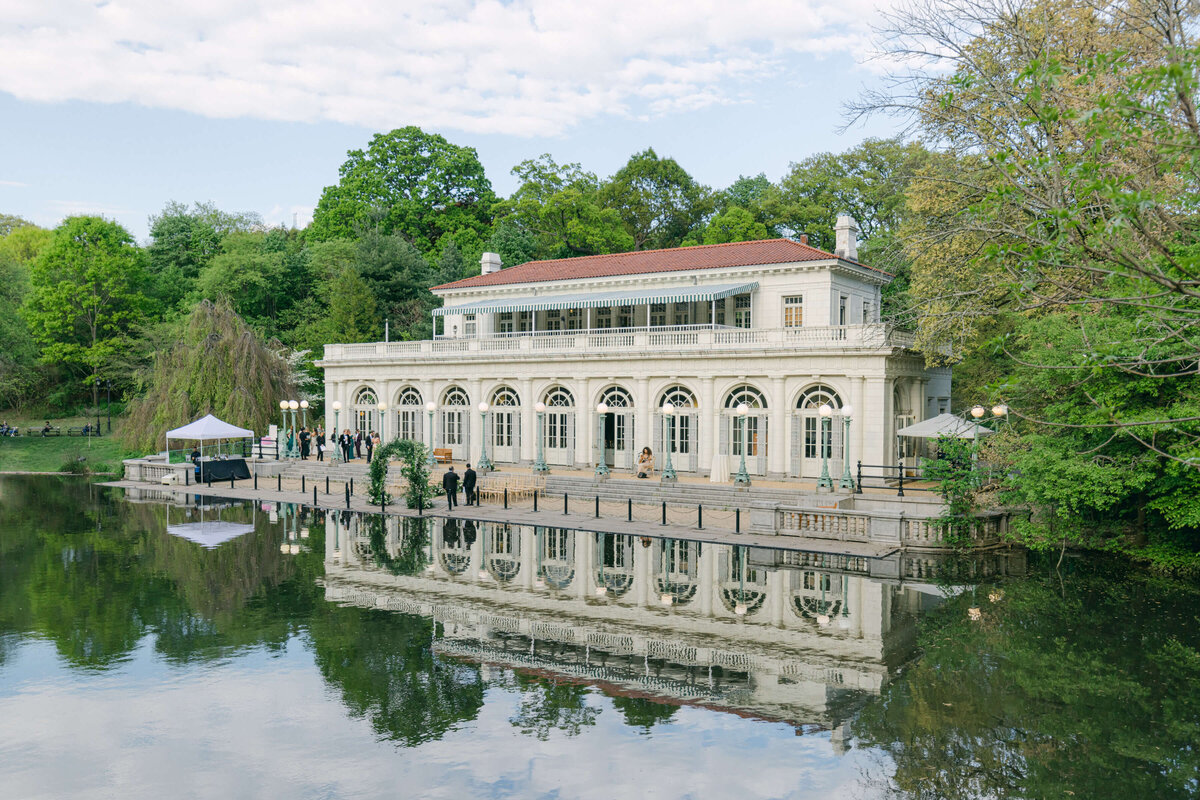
[
  {"left": 166, "top": 520, "right": 256, "bottom": 549},
  {"left": 166, "top": 414, "right": 254, "bottom": 444},
  {"left": 165, "top": 414, "right": 255, "bottom": 461},
  {"left": 896, "top": 413, "right": 994, "bottom": 440}
]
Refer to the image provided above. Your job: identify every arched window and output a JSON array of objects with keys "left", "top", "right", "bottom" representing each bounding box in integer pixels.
[
  {"left": 353, "top": 387, "right": 379, "bottom": 435},
  {"left": 491, "top": 386, "right": 519, "bottom": 406},
  {"left": 797, "top": 384, "right": 843, "bottom": 410},
  {"left": 659, "top": 385, "right": 697, "bottom": 408},
  {"left": 599, "top": 386, "right": 634, "bottom": 408},
  {"left": 544, "top": 387, "right": 574, "bottom": 407},
  {"left": 440, "top": 386, "right": 469, "bottom": 448},
  {"left": 724, "top": 384, "right": 767, "bottom": 410},
  {"left": 542, "top": 387, "right": 575, "bottom": 455},
  {"left": 394, "top": 387, "right": 423, "bottom": 442},
  {"left": 395, "top": 387, "right": 422, "bottom": 406}
]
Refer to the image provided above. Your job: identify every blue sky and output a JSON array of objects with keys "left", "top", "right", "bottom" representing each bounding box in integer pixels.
[{"left": 0, "top": 1, "right": 904, "bottom": 241}]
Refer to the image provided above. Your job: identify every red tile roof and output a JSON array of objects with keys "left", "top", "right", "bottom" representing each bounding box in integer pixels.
[{"left": 432, "top": 238, "right": 883, "bottom": 291}]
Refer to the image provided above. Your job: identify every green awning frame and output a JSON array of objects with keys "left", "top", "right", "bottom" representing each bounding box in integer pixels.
[{"left": 433, "top": 281, "right": 759, "bottom": 317}]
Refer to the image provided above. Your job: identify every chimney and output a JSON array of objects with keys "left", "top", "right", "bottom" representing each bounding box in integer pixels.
[
  {"left": 834, "top": 215, "right": 859, "bottom": 261},
  {"left": 799, "top": 233, "right": 808, "bottom": 245},
  {"left": 480, "top": 252, "right": 502, "bottom": 275}
]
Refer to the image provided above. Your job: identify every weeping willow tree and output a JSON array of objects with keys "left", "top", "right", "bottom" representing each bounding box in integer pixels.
[{"left": 123, "top": 299, "right": 298, "bottom": 453}]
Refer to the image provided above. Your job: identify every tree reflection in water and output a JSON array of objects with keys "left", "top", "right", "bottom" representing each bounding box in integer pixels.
[{"left": 851, "top": 554, "right": 1200, "bottom": 800}]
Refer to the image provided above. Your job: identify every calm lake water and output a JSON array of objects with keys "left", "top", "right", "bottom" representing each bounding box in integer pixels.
[{"left": 1, "top": 475, "right": 1197, "bottom": 800}]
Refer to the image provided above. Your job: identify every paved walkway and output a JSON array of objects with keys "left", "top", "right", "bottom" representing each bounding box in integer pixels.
[{"left": 102, "top": 478, "right": 899, "bottom": 559}]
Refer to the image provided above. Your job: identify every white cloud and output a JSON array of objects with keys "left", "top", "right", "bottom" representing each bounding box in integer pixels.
[
  {"left": 0, "top": 179, "right": 28, "bottom": 187},
  {"left": 0, "top": 0, "right": 892, "bottom": 136}
]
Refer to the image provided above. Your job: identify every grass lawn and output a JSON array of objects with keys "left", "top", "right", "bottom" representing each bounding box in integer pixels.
[{"left": 0, "top": 412, "right": 142, "bottom": 473}]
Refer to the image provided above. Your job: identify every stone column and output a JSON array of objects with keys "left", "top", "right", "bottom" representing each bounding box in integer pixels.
[
  {"left": 520, "top": 377, "right": 535, "bottom": 463},
  {"left": 698, "top": 545, "right": 715, "bottom": 617},
  {"left": 852, "top": 376, "right": 866, "bottom": 473},
  {"left": 575, "top": 531, "right": 591, "bottom": 599},
  {"left": 519, "top": 527, "right": 535, "bottom": 590},
  {"left": 769, "top": 569, "right": 786, "bottom": 627},
  {"left": 469, "top": 378, "right": 483, "bottom": 465},
  {"left": 769, "top": 376, "right": 787, "bottom": 475},
  {"left": 699, "top": 376, "right": 716, "bottom": 475},
  {"left": 423, "top": 379, "right": 436, "bottom": 448},
  {"left": 635, "top": 376, "right": 652, "bottom": 459}
]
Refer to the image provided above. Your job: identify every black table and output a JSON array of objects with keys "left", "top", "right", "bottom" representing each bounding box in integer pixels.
[{"left": 198, "top": 458, "right": 251, "bottom": 482}]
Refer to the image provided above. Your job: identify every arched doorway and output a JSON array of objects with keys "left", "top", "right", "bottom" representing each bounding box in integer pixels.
[
  {"left": 541, "top": 386, "right": 576, "bottom": 467},
  {"left": 353, "top": 387, "right": 378, "bottom": 438},
  {"left": 394, "top": 387, "right": 423, "bottom": 444},
  {"left": 489, "top": 386, "right": 521, "bottom": 464},
  {"left": 439, "top": 386, "right": 471, "bottom": 461},
  {"left": 656, "top": 385, "right": 699, "bottom": 473},
  {"left": 721, "top": 384, "right": 769, "bottom": 476},
  {"left": 598, "top": 385, "right": 635, "bottom": 470},
  {"left": 792, "top": 384, "right": 844, "bottom": 479}
]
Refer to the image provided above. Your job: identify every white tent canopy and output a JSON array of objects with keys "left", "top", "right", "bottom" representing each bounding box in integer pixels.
[
  {"left": 166, "top": 521, "right": 256, "bottom": 549},
  {"left": 896, "top": 413, "right": 994, "bottom": 440},
  {"left": 165, "top": 414, "right": 254, "bottom": 443}
]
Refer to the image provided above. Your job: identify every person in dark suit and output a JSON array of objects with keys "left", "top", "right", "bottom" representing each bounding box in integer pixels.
[
  {"left": 462, "top": 463, "right": 477, "bottom": 506},
  {"left": 365, "top": 431, "right": 375, "bottom": 463},
  {"left": 299, "top": 427, "right": 311, "bottom": 459},
  {"left": 442, "top": 466, "right": 459, "bottom": 510},
  {"left": 354, "top": 430, "right": 363, "bottom": 459},
  {"left": 341, "top": 429, "right": 353, "bottom": 462},
  {"left": 462, "top": 519, "right": 477, "bottom": 548}
]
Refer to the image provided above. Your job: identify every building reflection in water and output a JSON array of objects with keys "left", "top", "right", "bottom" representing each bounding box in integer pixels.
[{"left": 323, "top": 512, "right": 1024, "bottom": 744}]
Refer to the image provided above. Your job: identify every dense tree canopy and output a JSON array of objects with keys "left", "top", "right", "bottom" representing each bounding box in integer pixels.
[
  {"left": 22, "top": 216, "right": 149, "bottom": 411},
  {"left": 309, "top": 126, "right": 497, "bottom": 256}
]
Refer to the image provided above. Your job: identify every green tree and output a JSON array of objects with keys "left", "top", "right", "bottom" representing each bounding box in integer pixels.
[
  {"left": 683, "top": 206, "right": 770, "bottom": 245},
  {"left": 602, "top": 148, "right": 712, "bottom": 250},
  {"left": 764, "top": 137, "right": 930, "bottom": 265},
  {"left": 122, "top": 299, "right": 298, "bottom": 453},
  {"left": 326, "top": 265, "right": 379, "bottom": 343},
  {"left": 485, "top": 217, "right": 539, "bottom": 269},
  {"left": 504, "top": 154, "right": 633, "bottom": 258},
  {"left": 146, "top": 201, "right": 223, "bottom": 311},
  {"left": 22, "top": 216, "right": 149, "bottom": 411},
  {"left": 354, "top": 224, "right": 433, "bottom": 338},
  {"left": 309, "top": 126, "right": 496, "bottom": 254},
  {"left": 851, "top": 0, "right": 1200, "bottom": 558},
  {"left": 0, "top": 213, "right": 33, "bottom": 237},
  {"left": 0, "top": 223, "right": 52, "bottom": 407}
]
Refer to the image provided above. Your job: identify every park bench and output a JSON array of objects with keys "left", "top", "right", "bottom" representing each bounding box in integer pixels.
[
  {"left": 28, "top": 427, "right": 62, "bottom": 437},
  {"left": 433, "top": 448, "right": 453, "bottom": 464},
  {"left": 67, "top": 427, "right": 103, "bottom": 436}
]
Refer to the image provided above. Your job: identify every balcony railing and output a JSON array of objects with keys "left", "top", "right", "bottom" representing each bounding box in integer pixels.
[{"left": 321, "top": 324, "right": 916, "bottom": 363}]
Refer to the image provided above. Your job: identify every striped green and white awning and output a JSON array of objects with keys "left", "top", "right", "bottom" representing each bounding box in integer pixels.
[{"left": 433, "top": 281, "right": 759, "bottom": 317}]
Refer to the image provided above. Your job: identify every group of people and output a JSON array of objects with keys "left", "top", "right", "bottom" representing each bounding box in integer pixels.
[
  {"left": 440, "top": 463, "right": 478, "bottom": 510},
  {"left": 282, "top": 427, "right": 386, "bottom": 462},
  {"left": 0, "top": 422, "right": 18, "bottom": 437}
]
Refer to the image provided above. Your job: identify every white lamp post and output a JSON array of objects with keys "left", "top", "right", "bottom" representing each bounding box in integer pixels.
[
  {"left": 477, "top": 401, "right": 493, "bottom": 470},
  {"left": 425, "top": 400, "right": 436, "bottom": 466},
  {"left": 817, "top": 403, "right": 833, "bottom": 490},
  {"left": 733, "top": 402, "right": 751, "bottom": 486},
  {"left": 839, "top": 404, "right": 855, "bottom": 490},
  {"left": 331, "top": 401, "right": 342, "bottom": 463},
  {"left": 661, "top": 403, "right": 678, "bottom": 483},
  {"left": 299, "top": 398, "right": 309, "bottom": 429},
  {"left": 278, "top": 400, "right": 288, "bottom": 460},
  {"left": 376, "top": 401, "right": 387, "bottom": 442},
  {"left": 287, "top": 400, "right": 300, "bottom": 458},
  {"left": 595, "top": 401, "right": 610, "bottom": 477},
  {"left": 533, "top": 401, "right": 549, "bottom": 473}
]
